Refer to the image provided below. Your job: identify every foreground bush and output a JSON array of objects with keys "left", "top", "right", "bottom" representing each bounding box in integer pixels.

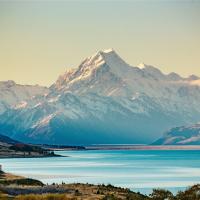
[
  {"left": 175, "top": 184, "right": 200, "bottom": 200},
  {"left": 150, "top": 189, "right": 174, "bottom": 200},
  {"left": 1, "top": 182, "right": 200, "bottom": 200}
]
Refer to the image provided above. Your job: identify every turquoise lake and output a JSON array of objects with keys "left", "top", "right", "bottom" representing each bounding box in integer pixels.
[{"left": 1, "top": 150, "right": 200, "bottom": 194}]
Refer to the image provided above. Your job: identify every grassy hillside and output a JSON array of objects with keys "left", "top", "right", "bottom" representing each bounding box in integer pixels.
[
  {"left": 0, "top": 182, "right": 200, "bottom": 200},
  {"left": 0, "top": 170, "right": 199, "bottom": 200}
]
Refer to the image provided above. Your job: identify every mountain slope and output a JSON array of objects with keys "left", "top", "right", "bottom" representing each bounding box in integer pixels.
[
  {"left": 0, "top": 133, "right": 18, "bottom": 145},
  {"left": 1, "top": 49, "right": 200, "bottom": 144},
  {"left": 153, "top": 123, "right": 200, "bottom": 145},
  {"left": 0, "top": 81, "right": 49, "bottom": 114}
]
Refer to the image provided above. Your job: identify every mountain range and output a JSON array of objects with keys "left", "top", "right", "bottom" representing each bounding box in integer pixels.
[
  {"left": 0, "top": 80, "right": 48, "bottom": 114},
  {"left": 154, "top": 122, "right": 200, "bottom": 145},
  {"left": 0, "top": 49, "right": 200, "bottom": 145}
]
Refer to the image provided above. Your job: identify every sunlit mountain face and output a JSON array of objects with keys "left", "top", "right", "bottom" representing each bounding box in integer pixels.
[{"left": 1, "top": 49, "right": 200, "bottom": 145}]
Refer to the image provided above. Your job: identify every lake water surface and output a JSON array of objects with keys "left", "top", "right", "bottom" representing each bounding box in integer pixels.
[{"left": 1, "top": 150, "right": 200, "bottom": 194}]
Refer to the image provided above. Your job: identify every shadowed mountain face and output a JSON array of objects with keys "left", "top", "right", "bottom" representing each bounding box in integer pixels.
[
  {"left": 153, "top": 123, "right": 200, "bottom": 145},
  {"left": 1, "top": 49, "right": 200, "bottom": 145},
  {"left": 0, "top": 133, "right": 18, "bottom": 145}
]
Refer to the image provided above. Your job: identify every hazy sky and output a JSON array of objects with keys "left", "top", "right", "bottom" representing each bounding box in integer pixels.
[{"left": 0, "top": 0, "right": 200, "bottom": 86}]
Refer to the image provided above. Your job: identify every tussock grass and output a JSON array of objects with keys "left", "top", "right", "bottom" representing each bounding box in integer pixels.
[{"left": 15, "top": 194, "right": 68, "bottom": 200}]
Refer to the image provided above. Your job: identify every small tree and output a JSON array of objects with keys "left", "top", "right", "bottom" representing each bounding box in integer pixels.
[{"left": 150, "top": 189, "right": 174, "bottom": 200}]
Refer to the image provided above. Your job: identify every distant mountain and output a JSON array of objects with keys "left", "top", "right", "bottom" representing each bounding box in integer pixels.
[
  {"left": 153, "top": 123, "right": 200, "bottom": 145},
  {"left": 0, "top": 133, "right": 60, "bottom": 158},
  {"left": 0, "top": 80, "right": 49, "bottom": 114},
  {"left": 0, "top": 133, "right": 18, "bottom": 145},
  {"left": 1, "top": 49, "right": 200, "bottom": 145}
]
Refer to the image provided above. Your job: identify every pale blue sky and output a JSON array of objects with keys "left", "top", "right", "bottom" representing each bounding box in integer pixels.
[{"left": 0, "top": 0, "right": 200, "bottom": 86}]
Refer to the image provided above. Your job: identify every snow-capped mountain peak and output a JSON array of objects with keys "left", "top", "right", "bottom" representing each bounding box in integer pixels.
[
  {"left": 187, "top": 74, "right": 200, "bottom": 81},
  {"left": 52, "top": 49, "right": 200, "bottom": 99},
  {"left": 52, "top": 49, "right": 133, "bottom": 93},
  {"left": 1, "top": 49, "right": 200, "bottom": 145},
  {"left": 137, "top": 63, "right": 165, "bottom": 79},
  {"left": 167, "top": 72, "right": 182, "bottom": 81},
  {"left": 137, "top": 62, "right": 147, "bottom": 69},
  {"left": 79, "top": 48, "right": 130, "bottom": 73},
  {"left": 101, "top": 48, "right": 115, "bottom": 53}
]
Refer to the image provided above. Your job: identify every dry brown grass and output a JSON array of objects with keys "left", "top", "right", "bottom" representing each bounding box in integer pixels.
[
  {"left": 0, "top": 183, "right": 147, "bottom": 200},
  {"left": 15, "top": 194, "right": 68, "bottom": 200},
  {"left": 14, "top": 193, "right": 102, "bottom": 200},
  {"left": 2, "top": 172, "right": 23, "bottom": 180}
]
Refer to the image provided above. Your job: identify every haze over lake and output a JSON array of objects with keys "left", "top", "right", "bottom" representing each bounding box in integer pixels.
[{"left": 1, "top": 150, "right": 200, "bottom": 194}]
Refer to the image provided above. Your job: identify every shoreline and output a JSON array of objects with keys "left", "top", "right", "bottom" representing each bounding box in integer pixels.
[
  {"left": 1, "top": 145, "right": 200, "bottom": 159},
  {"left": 0, "top": 153, "right": 64, "bottom": 159},
  {"left": 80, "top": 145, "right": 200, "bottom": 151}
]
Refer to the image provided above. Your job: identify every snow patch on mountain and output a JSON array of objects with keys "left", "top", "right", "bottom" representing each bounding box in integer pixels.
[
  {"left": 14, "top": 101, "right": 28, "bottom": 109},
  {"left": 153, "top": 122, "right": 200, "bottom": 145},
  {"left": 0, "top": 81, "right": 49, "bottom": 114}
]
